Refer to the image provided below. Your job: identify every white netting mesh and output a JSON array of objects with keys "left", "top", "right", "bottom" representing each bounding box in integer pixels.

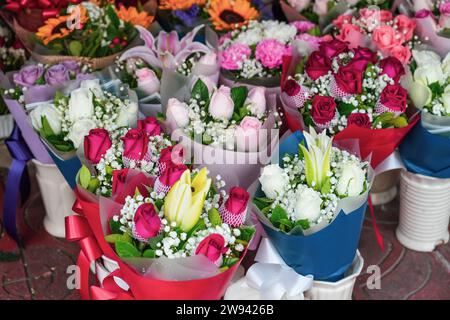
[
  {"left": 330, "top": 76, "right": 352, "bottom": 100},
  {"left": 219, "top": 204, "right": 246, "bottom": 227},
  {"left": 281, "top": 86, "right": 310, "bottom": 109},
  {"left": 154, "top": 177, "right": 172, "bottom": 195}
]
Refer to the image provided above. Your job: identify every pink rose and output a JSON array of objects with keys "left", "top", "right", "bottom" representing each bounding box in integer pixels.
[
  {"left": 121, "top": 129, "right": 149, "bottom": 161},
  {"left": 137, "top": 117, "right": 161, "bottom": 136},
  {"left": 378, "top": 84, "right": 407, "bottom": 114},
  {"left": 360, "top": 9, "right": 392, "bottom": 28},
  {"left": 347, "top": 113, "right": 371, "bottom": 128},
  {"left": 394, "top": 15, "right": 416, "bottom": 41},
  {"left": 209, "top": 86, "right": 234, "bottom": 120},
  {"left": 111, "top": 168, "right": 130, "bottom": 196},
  {"left": 84, "top": 128, "right": 112, "bottom": 164},
  {"left": 313, "top": 0, "right": 329, "bottom": 16},
  {"left": 245, "top": 86, "right": 266, "bottom": 117},
  {"left": 333, "top": 14, "right": 353, "bottom": 29},
  {"left": 195, "top": 234, "right": 228, "bottom": 265},
  {"left": 291, "top": 20, "right": 316, "bottom": 33},
  {"left": 220, "top": 186, "right": 250, "bottom": 227},
  {"left": 415, "top": 9, "right": 431, "bottom": 19},
  {"left": 372, "top": 26, "right": 404, "bottom": 52},
  {"left": 133, "top": 203, "right": 161, "bottom": 240},
  {"left": 439, "top": 2, "right": 450, "bottom": 29},
  {"left": 353, "top": 46, "right": 378, "bottom": 64},
  {"left": 283, "top": 79, "right": 301, "bottom": 96},
  {"left": 135, "top": 68, "right": 160, "bottom": 95},
  {"left": 311, "top": 95, "right": 337, "bottom": 128},
  {"left": 305, "top": 51, "right": 331, "bottom": 80},
  {"left": 235, "top": 116, "right": 263, "bottom": 152},
  {"left": 388, "top": 45, "right": 411, "bottom": 64},
  {"left": 219, "top": 43, "right": 251, "bottom": 70},
  {"left": 158, "top": 145, "right": 185, "bottom": 169},
  {"left": 319, "top": 39, "right": 348, "bottom": 59},
  {"left": 334, "top": 64, "right": 363, "bottom": 95},
  {"left": 287, "top": 0, "right": 311, "bottom": 12},
  {"left": 157, "top": 163, "right": 188, "bottom": 187},
  {"left": 255, "top": 39, "right": 290, "bottom": 69},
  {"left": 379, "top": 56, "right": 405, "bottom": 82},
  {"left": 336, "top": 24, "right": 365, "bottom": 49},
  {"left": 295, "top": 33, "right": 323, "bottom": 51},
  {"left": 166, "top": 98, "right": 189, "bottom": 128}
]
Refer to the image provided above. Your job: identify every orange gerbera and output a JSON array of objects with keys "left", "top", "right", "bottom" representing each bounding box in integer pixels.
[
  {"left": 208, "top": 0, "right": 259, "bottom": 31},
  {"left": 115, "top": 6, "right": 155, "bottom": 28},
  {"left": 159, "top": 0, "right": 206, "bottom": 11},
  {"left": 36, "top": 5, "right": 88, "bottom": 45}
]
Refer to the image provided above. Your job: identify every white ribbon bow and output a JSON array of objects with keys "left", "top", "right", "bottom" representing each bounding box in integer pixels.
[{"left": 245, "top": 238, "right": 314, "bottom": 300}]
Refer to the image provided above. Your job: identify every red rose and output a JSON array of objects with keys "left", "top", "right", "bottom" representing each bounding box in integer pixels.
[
  {"left": 346, "top": 58, "right": 371, "bottom": 73},
  {"left": 347, "top": 113, "right": 371, "bottom": 128},
  {"left": 137, "top": 117, "right": 161, "bottom": 137},
  {"left": 158, "top": 144, "right": 185, "bottom": 169},
  {"left": 334, "top": 64, "right": 363, "bottom": 95},
  {"left": 283, "top": 79, "right": 301, "bottom": 96},
  {"left": 378, "top": 84, "right": 407, "bottom": 114},
  {"left": 12, "top": 39, "right": 25, "bottom": 50},
  {"left": 157, "top": 163, "right": 188, "bottom": 187},
  {"left": 225, "top": 187, "right": 249, "bottom": 216},
  {"left": 305, "top": 51, "right": 331, "bottom": 80},
  {"left": 319, "top": 39, "right": 349, "bottom": 59},
  {"left": 379, "top": 56, "right": 405, "bottom": 82},
  {"left": 353, "top": 47, "right": 378, "bottom": 64},
  {"left": 121, "top": 129, "right": 149, "bottom": 161},
  {"left": 311, "top": 95, "right": 337, "bottom": 127},
  {"left": 133, "top": 203, "right": 161, "bottom": 240},
  {"left": 112, "top": 168, "right": 129, "bottom": 196},
  {"left": 84, "top": 128, "right": 112, "bottom": 164},
  {"left": 195, "top": 234, "right": 228, "bottom": 265}
]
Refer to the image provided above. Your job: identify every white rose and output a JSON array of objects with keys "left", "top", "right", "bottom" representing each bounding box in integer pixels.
[
  {"left": 294, "top": 187, "right": 323, "bottom": 222},
  {"left": 30, "top": 103, "right": 62, "bottom": 134},
  {"left": 409, "top": 81, "right": 432, "bottom": 108},
  {"left": 209, "top": 86, "right": 234, "bottom": 120},
  {"left": 189, "top": 75, "right": 216, "bottom": 95},
  {"left": 414, "top": 64, "right": 445, "bottom": 85},
  {"left": 166, "top": 98, "right": 190, "bottom": 128},
  {"left": 68, "top": 87, "right": 94, "bottom": 122},
  {"left": 245, "top": 86, "right": 266, "bottom": 117},
  {"left": 80, "top": 79, "right": 104, "bottom": 98},
  {"left": 336, "top": 162, "right": 366, "bottom": 197},
  {"left": 259, "top": 164, "right": 289, "bottom": 199},
  {"left": 442, "top": 52, "right": 450, "bottom": 74},
  {"left": 116, "top": 101, "right": 138, "bottom": 128},
  {"left": 412, "top": 50, "right": 441, "bottom": 68},
  {"left": 67, "top": 119, "right": 96, "bottom": 148},
  {"left": 441, "top": 92, "right": 450, "bottom": 114}
]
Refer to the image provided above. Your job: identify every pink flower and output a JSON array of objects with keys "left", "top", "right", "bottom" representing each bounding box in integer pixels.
[
  {"left": 112, "top": 169, "right": 129, "bottom": 197},
  {"left": 121, "top": 129, "right": 149, "bottom": 161},
  {"left": 220, "top": 186, "right": 250, "bottom": 227},
  {"left": 353, "top": 46, "right": 378, "bottom": 64},
  {"left": 360, "top": 9, "right": 393, "bottom": 27},
  {"left": 394, "top": 15, "right": 416, "bottom": 41},
  {"left": 137, "top": 117, "right": 161, "bottom": 136},
  {"left": 133, "top": 203, "right": 161, "bottom": 240},
  {"left": 219, "top": 43, "right": 251, "bottom": 70},
  {"left": 313, "top": 0, "right": 329, "bottom": 16},
  {"left": 84, "top": 128, "right": 112, "bottom": 164},
  {"left": 195, "top": 234, "right": 228, "bottom": 265},
  {"left": 439, "top": 2, "right": 450, "bottom": 29},
  {"left": 255, "top": 39, "right": 290, "bottom": 69},
  {"left": 218, "top": 32, "right": 232, "bottom": 46},
  {"left": 157, "top": 163, "right": 188, "bottom": 187},
  {"left": 336, "top": 24, "right": 365, "bottom": 49},
  {"left": 291, "top": 20, "right": 316, "bottom": 33},
  {"left": 415, "top": 9, "right": 432, "bottom": 19},
  {"left": 377, "top": 84, "right": 408, "bottom": 115},
  {"left": 245, "top": 86, "right": 266, "bottom": 116},
  {"left": 388, "top": 45, "right": 411, "bottom": 64},
  {"left": 372, "top": 26, "right": 404, "bottom": 52},
  {"left": 209, "top": 86, "right": 234, "bottom": 120},
  {"left": 135, "top": 68, "right": 160, "bottom": 95},
  {"left": 305, "top": 51, "right": 331, "bottom": 80},
  {"left": 287, "top": 0, "right": 311, "bottom": 12},
  {"left": 235, "top": 116, "right": 263, "bottom": 152},
  {"left": 319, "top": 39, "right": 348, "bottom": 59},
  {"left": 158, "top": 145, "right": 185, "bottom": 170},
  {"left": 295, "top": 33, "right": 323, "bottom": 51},
  {"left": 379, "top": 56, "right": 405, "bottom": 82},
  {"left": 310, "top": 95, "right": 337, "bottom": 128},
  {"left": 333, "top": 14, "right": 353, "bottom": 29}
]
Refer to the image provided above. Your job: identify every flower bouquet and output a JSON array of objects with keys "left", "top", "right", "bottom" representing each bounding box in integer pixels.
[
  {"left": 0, "top": 18, "right": 27, "bottom": 73},
  {"left": 281, "top": 40, "right": 418, "bottom": 169},
  {"left": 252, "top": 128, "right": 372, "bottom": 281},
  {"left": 164, "top": 77, "right": 279, "bottom": 188},
  {"left": 118, "top": 24, "right": 219, "bottom": 115},
  {"left": 13, "top": 1, "right": 155, "bottom": 69},
  {"left": 66, "top": 166, "right": 255, "bottom": 299}
]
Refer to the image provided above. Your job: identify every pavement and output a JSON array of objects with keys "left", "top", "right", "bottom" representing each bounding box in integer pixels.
[{"left": 0, "top": 145, "right": 449, "bottom": 300}]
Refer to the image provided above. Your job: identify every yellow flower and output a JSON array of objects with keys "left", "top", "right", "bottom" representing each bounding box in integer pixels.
[
  {"left": 208, "top": 0, "right": 259, "bottom": 31},
  {"left": 164, "top": 168, "right": 211, "bottom": 232},
  {"left": 115, "top": 6, "right": 155, "bottom": 28},
  {"left": 159, "top": 0, "right": 206, "bottom": 11}
]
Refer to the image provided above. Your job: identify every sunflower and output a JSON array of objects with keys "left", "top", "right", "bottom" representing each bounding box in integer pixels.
[
  {"left": 159, "top": 0, "right": 206, "bottom": 11},
  {"left": 208, "top": 0, "right": 259, "bottom": 31},
  {"left": 115, "top": 6, "right": 155, "bottom": 28},
  {"left": 36, "top": 5, "right": 88, "bottom": 45}
]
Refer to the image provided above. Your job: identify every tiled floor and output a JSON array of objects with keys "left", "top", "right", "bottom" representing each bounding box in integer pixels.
[{"left": 0, "top": 157, "right": 449, "bottom": 300}]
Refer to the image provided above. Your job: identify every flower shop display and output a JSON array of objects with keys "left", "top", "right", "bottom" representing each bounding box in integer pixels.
[
  {"left": 252, "top": 128, "right": 373, "bottom": 281},
  {"left": 66, "top": 166, "right": 255, "bottom": 299},
  {"left": 281, "top": 40, "right": 418, "bottom": 170},
  {"left": 165, "top": 77, "right": 279, "bottom": 188},
  {"left": 0, "top": 18, "right": 27, "bottom": 73},
  {"left": 398, "top": 49, "right": 450, "bottom": 251}
]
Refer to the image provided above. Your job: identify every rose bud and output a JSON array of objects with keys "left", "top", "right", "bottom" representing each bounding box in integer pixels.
[
  {"left": 111, "top": 168, "right": 130, "bottom": 196},
  {"left": 84, "top": 128, "right": 112, "bottom": 164},
  {"left": 379, "top": 56, "right": 405, "bottom": 82},
  {"left": 158, "top": 144, "right": 185, "bottom": 174},
  {"left": 135, "top": 67, "right": 160, "bottom": 96},
  {"left": 347, "top": 113, "right": 372, "bottom": 128},
  {"left": 137, "top": 117, "right": 161, "bottom": 137},
  {"left": 219, "top": 186, "right": 249, "bottom": 227},
  {"left": 245, "top": 86, "right": 266, "bottom": 117},
  {"left": 121, "top": 129, "right": 150, "bottom": 164},
  {"left": 305, "top": 51, "right": 331, "bottom": 81},
  {"left": 332, "top": 64, "right": 363, "bottom": 96},
  {"left": 209, "top": 86, "right": 234, "bottom": 120},
  {"left": 319, "top": 39, "right": 348, "bottom": 59},
  {"left": 281, "top": 79, "right": 310, "bottom": 109},
  {"left": 353, "top": 47, "right": 378, "bottom": 64},
  {"left": 132, "top": 203, "right": 161, "bottom": 241},
  {"left": 376, "top": 84, "right": 408, "bottom": 116},
  {"left": 154, "top": 163, "right": 188, "bottom": 195},
  {"left": 166, "top": 98, "right": 190, "bottom": 128},
  {"left": 195, "top": 233, "right": 228, "bottom": 266},
  {"left": 310, "top": 95, "right": 337, "bottom": 129},
  {"left": 235, "top": 116, "right": 263, "bottom": 152}
]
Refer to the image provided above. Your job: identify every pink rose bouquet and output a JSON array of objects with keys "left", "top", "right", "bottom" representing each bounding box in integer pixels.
[{"left": 332, "top": 8, "right": 417, "bottom": 63}]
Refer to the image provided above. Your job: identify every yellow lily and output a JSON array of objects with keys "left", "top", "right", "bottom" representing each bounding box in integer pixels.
[{"left": 164, "top": 168, "right": 212, "bottom": 232}]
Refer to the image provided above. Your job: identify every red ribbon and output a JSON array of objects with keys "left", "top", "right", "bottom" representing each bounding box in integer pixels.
[
  {"left": 4, "top": 0, "right": 81, "bottom": 19},
  {"left": 368, "top": 196, "right": 385, "bottom": 251}
]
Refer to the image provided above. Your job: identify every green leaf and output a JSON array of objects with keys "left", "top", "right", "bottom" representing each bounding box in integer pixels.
[
  {"left": 115, "top": 240, "right": 141, "bottom": 258},
  {"left": 87, "top": 178, "right": 100, "bottom": 193},
  {"left": 295, "top": 219, "right": 310, "bottom": 230},
  {"left": 109, "top": 219, "right": 122, "bottom": 234},
  {"left": 68, "top": 40, "right": 83, "bottom": 56},
  {"left": 142, "top": 249, "right": 156, "bottom": 258},
  {"left": 191, "top": 78, "right": 210, "bottom": 103},
  {"left": 253, "top": 197, "right": 273, "bottom": 211},
  {"left": 338, "top": 102, "right": 355, "bottom": 116},
  {"left": 156, "top": 111, "right": 166, "bottom": 122},
  {"left": 187, "top": 218, "right": 205, "bottom": 239},
  {"left": 239, "top": 226, "right": 255, "bottom": 242},
  {"left": 154, "top": 199, "right": 164, "bottom": 211},
  {"left": 202, "top": 133, "right": 212, "bottom": 145},
  {"left": 270, "top": 205, "right": 289, "bottom": 226},
  {"left": 391, "top": 116, "right": 408, "bottom": 128},
  {"left": 148, "top": 234, "right": 163, "bottom": 250},
  {"left": 107, "top": 5, "right": 121, "bottom": 28},
  {"left": 208, "top": 208, "right": 222, "bottom": 226},
  {"left": 321, "top": 177, "right": 331, "bottom": 195},
  {"left": 231, "top": 86, "right": 248, "bottom": 111},
  {"left": 79, "top": 165, "right": 91, "bottom": 189},
  {"left": 222, "top": 257, "right": 239, "bottom": 268},
  {"left": 105, "top": 234, "right": 124, "bottom": 244},
  {"left": 307, "top": 26, "right": 321, "bottom": 37}
]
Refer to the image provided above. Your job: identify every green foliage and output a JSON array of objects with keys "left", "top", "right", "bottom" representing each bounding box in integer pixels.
[
  {"left": 208, "top": 208, "right": 222, "bottom": 226},
  {"left": 115, "top": 240, "right": 141, "bottom": 258},
  {"left": 191, "top": 78, "right": 210, "bottom": 103},
  {"left": 79, "top": 165, "right": 91, "bottom": 189}
]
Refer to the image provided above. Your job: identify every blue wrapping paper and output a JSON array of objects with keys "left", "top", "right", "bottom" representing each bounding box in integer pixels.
[
  {"left": 399, "top": 120, "right": 450, "bottom": 179},
  {"left": 255, "top": 130, "right": 368, "bottom": 282},
  {"left": 46, "top": 149, "right": 81, "bottom": 189}
]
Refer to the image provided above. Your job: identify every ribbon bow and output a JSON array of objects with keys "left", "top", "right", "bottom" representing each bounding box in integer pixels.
[{"left": 245, "top": 238, "right": 313, "bottom": 300}]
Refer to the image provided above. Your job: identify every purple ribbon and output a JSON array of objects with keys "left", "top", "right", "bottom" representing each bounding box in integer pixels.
[{"left": 3, "top": 124, "right": 32, "bottom": 245}]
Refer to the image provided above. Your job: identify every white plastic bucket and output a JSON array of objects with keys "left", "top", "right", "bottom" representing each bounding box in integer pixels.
[
  {"left": 370, "top": 170, "right": 400, "bottom": 205},
  {"left": 397, "top": 170, "right": 450, "bottom": 252},
  {"left": 32, "top": 159, "right": 76, "bottom": 238}
]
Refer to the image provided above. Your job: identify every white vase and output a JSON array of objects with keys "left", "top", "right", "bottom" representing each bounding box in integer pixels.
[
  {"left": 370, "top": 170, "right": 400, "bottom": 205},
  {"left": 32, "top": 159, "right": 76, "bottom": 238},
  {"left": 305, "top": 250, "right": 364, "bottom": 300},
  {"left": 0, "top": 114, "right": 14, "bottom": 139},
  {"left": 396, "top": 170, "right": 450, "bottom": 252}
]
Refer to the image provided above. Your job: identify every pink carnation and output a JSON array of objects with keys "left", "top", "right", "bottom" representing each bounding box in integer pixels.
[
  {"left": 219, "top": 43, "right": 252, "bottom": 70},
  {"left": 291, "top": 20, "right": 316, "bottom": 33},
  {"left": 255, "top": 39, "right": 290, "bottom": 69}
]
